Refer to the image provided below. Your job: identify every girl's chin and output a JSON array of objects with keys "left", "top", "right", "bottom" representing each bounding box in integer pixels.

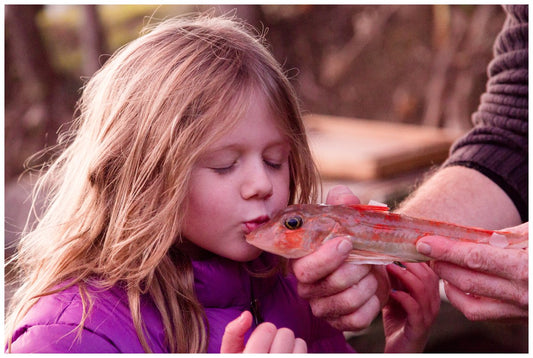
[
  {"left": 235, "top": 249, "right": 263, "bottom": 263},
  {"left": 225, "top": 245, "right": 263, "bottom": 262},
  {"left": 176, "top": 238, "right": 263, "bottom": 262}
]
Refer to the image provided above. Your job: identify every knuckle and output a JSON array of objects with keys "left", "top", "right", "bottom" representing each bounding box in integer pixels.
[
  {"left": 513, "top": 286, "right": 529, "bottom": 308},
  {"left": 343, "top": 297, "right": 380, "bottom": 331},
  {"left": 358, "top": 274, "right": 378, "bottom": 295},
  {"left": 464, "top": 246, "right": 488, "bottom": 271},
  {"left": 516, "top": 255, "right": 528, "bottom": 281},
  {"left": 296, "top": 282, "right": 313, "bottom": 299},
  {"left": 309, "top": 298, "right": 329, "bottom": 318},
  {"left": 337, "top": 265, "right": 371, "bottom": 291},
  {"left": 456, "top": 276, "right": 476, "bottom": 294},
  {"left": 278, "top": 327, "right": 295, "bottom": 339},
  {"left": 293, "top": 262, "right": 314, "bottom": 283},
  {"left": 327, "top": 272, "right": 352, "bottom": 293}
]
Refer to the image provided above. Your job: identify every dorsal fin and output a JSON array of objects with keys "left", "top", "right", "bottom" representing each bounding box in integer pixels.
[{"left": 348, "top": 204, "right": 390, "bottom": 212}]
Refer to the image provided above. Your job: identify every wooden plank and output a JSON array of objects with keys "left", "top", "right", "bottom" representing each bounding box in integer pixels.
[{"left": 304, "top": 114, "right": 464, "bottom": 180}]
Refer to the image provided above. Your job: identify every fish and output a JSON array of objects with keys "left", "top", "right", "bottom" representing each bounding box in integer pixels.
[{"left": 245, "top": 204, "right": 528, "bottom": 264}]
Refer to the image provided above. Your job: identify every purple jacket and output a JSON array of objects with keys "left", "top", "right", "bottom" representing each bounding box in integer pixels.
[
  {"left": 193, "top": 253, "right": 354, "bottom": 353},
  {"left": 8, "top": 254, "right": 354, "bottom": 353}
]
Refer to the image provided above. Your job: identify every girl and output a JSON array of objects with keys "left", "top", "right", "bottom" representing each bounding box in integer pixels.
[{"left": 5, "top": 14, "right": 437, "bottom": 353}]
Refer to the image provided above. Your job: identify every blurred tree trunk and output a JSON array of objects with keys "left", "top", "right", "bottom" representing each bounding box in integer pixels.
[
  {"left": 423, "top": 5, "right": 501, "bottom": 129},
  {"left": 80, "top": 5, "right": 108, "bottom": 76},
  {"left": 5, "top": 5, "right": 71, "bottom": 179},
  {"left": 5, "top": 5, "right": 57, "bottom": 106}
]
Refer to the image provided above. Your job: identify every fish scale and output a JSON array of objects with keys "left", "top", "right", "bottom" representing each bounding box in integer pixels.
[{"left": 245, "top": 204, "right": 528, "bottom": 264}]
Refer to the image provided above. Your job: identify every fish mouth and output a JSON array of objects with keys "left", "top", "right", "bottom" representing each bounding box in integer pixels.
[{"left": 243, "top": 216, "right": 270, "bottom": 235}]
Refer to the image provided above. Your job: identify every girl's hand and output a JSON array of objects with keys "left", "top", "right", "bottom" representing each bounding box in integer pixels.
[
  {"left": 383, "top": 262, "right": 440, "bottom": 353},
  {"left": 220, "top": 311, "right": 307, "bottom": 353}
]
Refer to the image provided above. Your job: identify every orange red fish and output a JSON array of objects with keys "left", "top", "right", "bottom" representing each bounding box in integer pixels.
[{"left": 245, "top": 204, "right": 528, "bottom": 264}]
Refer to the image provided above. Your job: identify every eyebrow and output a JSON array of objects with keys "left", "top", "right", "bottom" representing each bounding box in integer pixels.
[{"left": 208, "top": 140, "right": 290, "bottom": 154}]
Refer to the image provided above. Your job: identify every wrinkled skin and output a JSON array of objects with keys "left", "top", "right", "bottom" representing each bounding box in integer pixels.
[
  {"left": 416, "top": 222, "right": 528, "bottom": 322},
  {"left": 291, "top": 186, "right": 391, "bottom": 331}
]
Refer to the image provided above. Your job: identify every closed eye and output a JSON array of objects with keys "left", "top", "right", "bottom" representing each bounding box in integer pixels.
[
  {"left": 210, "top": 162, "right": 236, "bottom": 174},
  {"left": 264, "top": 160, "right": 282, "bottom": 170}
]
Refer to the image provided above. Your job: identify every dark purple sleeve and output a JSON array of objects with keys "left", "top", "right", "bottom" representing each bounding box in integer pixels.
[{"left": 443, "top": 5, "right": 528, "bottom": 221}]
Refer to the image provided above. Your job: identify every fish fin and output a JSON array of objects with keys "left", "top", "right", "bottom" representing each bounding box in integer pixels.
[
  {"left": 346, "top": 250, "right": 415, "bottom": 265},
  {"left": 508, "top": 241, "right": 529, "bottom": 249},
  {"left": 348, "top": 204, "right": 390, "bottom": 212}
]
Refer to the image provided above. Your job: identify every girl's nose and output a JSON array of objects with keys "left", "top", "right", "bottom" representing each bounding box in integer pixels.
[{"left": 241, "top": 162, "right": 273, "bottom": 200}]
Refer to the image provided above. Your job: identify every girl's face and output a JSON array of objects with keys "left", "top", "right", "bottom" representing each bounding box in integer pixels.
[{"left": 182, "top": 94, "right": 291, "bottom": 262}]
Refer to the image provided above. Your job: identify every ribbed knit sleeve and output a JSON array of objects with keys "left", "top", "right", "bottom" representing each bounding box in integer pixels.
[{"left": 443, "top": 5, "right": 528, "bottom": 221}]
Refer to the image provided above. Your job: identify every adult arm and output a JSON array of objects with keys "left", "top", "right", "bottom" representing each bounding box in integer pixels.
[
  {"left": 397, "top": 166, "right": 521, "bottom": 229},
  {"left": 398, "top": 165, "right": 527, "bottom": 322},
  {"left": 397, "top": 5, "right": 528, "bottom": 321}
]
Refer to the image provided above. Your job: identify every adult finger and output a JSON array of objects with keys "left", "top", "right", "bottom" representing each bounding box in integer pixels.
[
  {"left": 416, "top": 236, "right": 527, "bottom": 280},
  {"left": 327, "top": 295, "right": 381, "bottom": 331},
  {"left": 220, "top": 311, "right": 252, "bottom": 353},
  {"left": 505, "top": 222, "right": 528, "bottom": 235},
  {"left": 308, "top": 272, "right": 378, "bottom": 318},
  {"left": 433, "top": 261, "right": 528, "bottom": 307},
  {"left": 443, "top": 281, "right": 528, "bottom": 321},
  {"left": 297, "top": 262, "right": 371, "bottom": 299},
  {"left": 325, "top": 185, "right": 361, "bottom": 205},
  {"left": 292, "top": 236, "right": 353, "bottom": 284}
]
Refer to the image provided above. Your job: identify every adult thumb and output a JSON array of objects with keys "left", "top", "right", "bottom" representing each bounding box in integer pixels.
[{"left": 220, "top": 311, "right": 253, "bottom": 353}]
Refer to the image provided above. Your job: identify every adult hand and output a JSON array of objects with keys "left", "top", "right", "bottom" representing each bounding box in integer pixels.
[
  {"left": 220, "top": 311, "right": 307, "bottom": 353},
  {"left": 416, "top": 222, "right": 528, "bottom": 321},
  {"left": 291, "top": 186, "right": 390, "bottom": 331}
]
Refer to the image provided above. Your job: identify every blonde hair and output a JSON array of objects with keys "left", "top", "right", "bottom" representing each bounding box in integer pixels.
[{"left": 5, "top": 14, "right": 319, "bottom": 353}]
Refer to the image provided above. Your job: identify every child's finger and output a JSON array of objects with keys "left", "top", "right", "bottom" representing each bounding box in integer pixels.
[
  {"left": 401, "top": 262, "right": 440, "bottom": 313},
  {"left": 269, "top": 327, "right": 296, "bottom": 353},
  {"left": 387, "top": 263, "right": 439, "bottom": 325},
  {"left": 293, "top": 338, "right": 308, "bottom": 353},
  {"left": 402, "top": 262, "right": 436, "bottom": 283},
  {"left": 243, "top": 322, "right": 277, "bottom": 353},
  {"left": 220, "top": 311, "right": 253, "bottom": 353},
  {"left": 389, "top": 289, "right": 424, "bottom": 329},
  {"left": 387, "top": 263, "right": 425, "bottom": 298}
]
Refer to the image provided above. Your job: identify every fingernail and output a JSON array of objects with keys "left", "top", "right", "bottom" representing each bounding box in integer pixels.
[
  {"left": 416, "top": 242, "right": 431, "bottom": 255},
  {"left": 393, "top": 261, "right": 406, "bottom": 269},
  {"left": 337, "top": 239, "right": 352, "bottom": 255},
  {"left": 489, "top": 233, "right": 509, "bottom": 248}
]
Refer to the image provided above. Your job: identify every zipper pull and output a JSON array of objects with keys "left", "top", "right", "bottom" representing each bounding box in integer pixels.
[{"left": 250, "top": 298, "right": 264, "bottom": 326}]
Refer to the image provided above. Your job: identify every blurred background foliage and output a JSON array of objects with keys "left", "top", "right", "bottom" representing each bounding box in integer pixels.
[
  {"left": 5, "top": 4, "right": 505, "bottom": 181},
  {"left": 5, "top": 5, "right": 528, "bottom": 354}
]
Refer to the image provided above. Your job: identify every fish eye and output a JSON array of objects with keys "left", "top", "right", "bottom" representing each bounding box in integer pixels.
[{"left": 283, "top": 216, "right": 303, "bottom": 230}]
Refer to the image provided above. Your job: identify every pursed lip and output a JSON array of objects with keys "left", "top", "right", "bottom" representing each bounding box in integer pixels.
[{"left": 243, "top": 216, "right": 270, "bottom": 235}]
